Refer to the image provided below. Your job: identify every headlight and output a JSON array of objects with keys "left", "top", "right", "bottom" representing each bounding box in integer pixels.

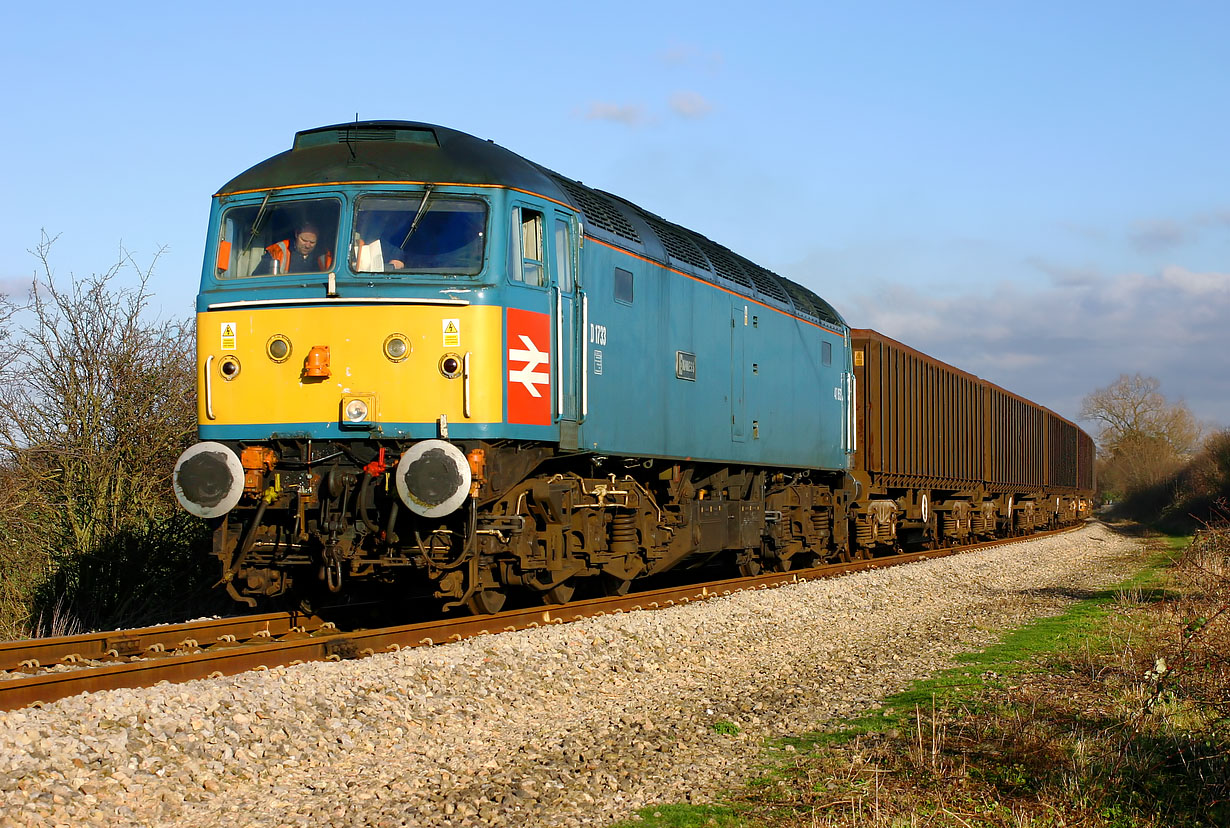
[{"left": 344, "top": 398, "right": 369, "bottom": 423}]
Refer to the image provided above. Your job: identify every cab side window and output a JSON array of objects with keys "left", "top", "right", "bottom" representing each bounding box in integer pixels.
[
  {"left": 554, "top": 218, "right": 573, "bottom": 292},
  {"left": 509, "top": 207, "right": 544, "bottom": 286}
]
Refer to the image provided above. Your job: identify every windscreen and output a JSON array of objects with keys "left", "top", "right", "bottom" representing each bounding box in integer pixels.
[
  {"left": 351, "top": 196, "right": 487, "bottom": 275},
  {"left": 217, "top": 198, "right": 341, "bottom": 279}
]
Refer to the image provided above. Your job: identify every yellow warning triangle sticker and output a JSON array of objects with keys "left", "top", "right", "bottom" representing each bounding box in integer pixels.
[
  {"left": 444, "top": 321, "right": 458, "bottom": 334},
  {"left": 222, "top": 324, "right": 235, "bottom": 337}
]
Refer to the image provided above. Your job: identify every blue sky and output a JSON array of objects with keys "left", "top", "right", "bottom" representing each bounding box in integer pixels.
[{"left": 2, "top": 1, "right": 1227, "bottom": 429}]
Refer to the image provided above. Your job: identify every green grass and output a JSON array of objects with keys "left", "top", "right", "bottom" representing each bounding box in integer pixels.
[
  {"left": 832, "top": 544, "right": 1177, "bottom": 743},
  {"left": 610, "top": 804, "right": 747, "bottom": 827},
  {"left": 611, "top": 533, "right": 1198, "bottom": 828}
]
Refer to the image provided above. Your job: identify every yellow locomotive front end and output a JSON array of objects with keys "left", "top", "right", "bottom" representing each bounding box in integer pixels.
[
  {"left": 196, "top": 302, "right": 504, "bottom": 436},
  {"left": 178, "top": 300, "right": 509, "bottom": 606}
]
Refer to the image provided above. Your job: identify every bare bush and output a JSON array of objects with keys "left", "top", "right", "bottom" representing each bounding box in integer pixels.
[
  {"left": 0, "top": 233, "right": 219, "bottom": 637},
  {"left": 1166, "top": 521, "right": 1230, "bottom": 716}
]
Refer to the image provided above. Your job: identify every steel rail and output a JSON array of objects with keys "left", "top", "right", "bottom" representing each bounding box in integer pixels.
[
  {"left": 0, "top": 524, "right": 1084, "bottom": 712},
  {"left": 0, "top": 612, "right": 320, "bottom": 675}
]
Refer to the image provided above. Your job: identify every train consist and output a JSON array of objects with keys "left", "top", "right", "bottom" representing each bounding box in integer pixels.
[{"left": 172, "top": 121, "right": 1093, "bottom": 613}]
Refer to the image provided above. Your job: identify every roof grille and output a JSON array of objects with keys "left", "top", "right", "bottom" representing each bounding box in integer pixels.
[
  {"left": 635, "top": 213, "right": 712, "bottom": 272},
  {"left": 693, "top": 238, "right": 753, "bottom": 289},
  {"left": 741, "top": 263, "right": 791, "bottom": 304},
  {"left": 551, "top": 178, "right": 641, "bottom": 243},
  {"left": 294, "top": 127, "right": 438, "bottom": 150},
  {"left": 780, "top": 280, "right": 821, "bottom": 320},
  {"left": 794, "top": 284, "right": 843, "bottom": 325}
]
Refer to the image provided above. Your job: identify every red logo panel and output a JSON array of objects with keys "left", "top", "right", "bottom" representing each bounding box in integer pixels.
[{"left": 506, "top": 308, "right": 551, "bottom": 425}]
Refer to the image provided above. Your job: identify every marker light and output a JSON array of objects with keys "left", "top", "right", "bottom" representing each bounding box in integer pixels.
[
  {"left": 383, "top": 334, "right": 409, "bottom": 362},
  {"left": 267, "top": 335, "right": 292, "bottom": 362},
  {"left": 439, "top": 353, "right": 462, "bottom": 378},
  {"left": 219, "top": 356, "right": 241, "bottom": 380}
]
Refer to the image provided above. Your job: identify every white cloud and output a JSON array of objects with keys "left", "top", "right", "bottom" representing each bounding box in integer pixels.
[
  {"left": 658, "top": 44, "right": 724, "bottom": 72},
  {"left": 1026, "top": 257, "right": 1103, "bottom": 287},
  {"left": 669, "top": 91, "right": 714, "bottom": 119},
  {"left": 1129, "top": 219, "right": 1188, "bottom": 252},
  {"left": 829, "top": 264, "right": 1230, "bottom": 427},
  {"left": 1161, "top": 264, "right": 1230, "bottom": 296},
  {"left": 576, "top": 93, "right": 715, "bottom": 127},
  {"left": 1195, "top": 210, "right": 1230, "bottom": 230},
  {"left": 1057, "top": 221, "right": 1107, "bottom": 243},
  {"left": 0, "top": 276, "right": 28, "bottom": 298},
  {"left": 579, "top": 102, "right": 648, "bottom": 126}
]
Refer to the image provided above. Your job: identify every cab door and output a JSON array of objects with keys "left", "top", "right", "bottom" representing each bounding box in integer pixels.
[
  {"left": 506, "top": 203, "right": 581, "bottom": 443},
  {"left": 551, "top": 212, "right": 581, "bottom": 447},
  {"left": 506, "top": 204, "right": 553, "bottom": 427}
]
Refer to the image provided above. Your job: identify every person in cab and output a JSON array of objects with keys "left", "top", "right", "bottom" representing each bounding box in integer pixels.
[{"left": 254, "top": 222, "right": 333, "bottom": 275}]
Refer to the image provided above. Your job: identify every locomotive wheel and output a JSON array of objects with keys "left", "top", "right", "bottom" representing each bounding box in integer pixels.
[
  {"left": 542, "top": 579, "right": 577, "bottom": 605},
  {"left": 767, "top": 556, "right": 793, "bottom": 573},
  {"left": 841, "top": 546, "right": 873, "bottom": 563},
  {"left": 465, "top": 589, "right": 507, "bottom": 615},
  {"left": 602, "top": 574, "right": 634, "bottom": 597}
]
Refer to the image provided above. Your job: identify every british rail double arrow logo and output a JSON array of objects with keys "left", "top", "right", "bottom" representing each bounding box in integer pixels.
[{"left": 508, "top": 335, "right": 550, "bottom": 397}]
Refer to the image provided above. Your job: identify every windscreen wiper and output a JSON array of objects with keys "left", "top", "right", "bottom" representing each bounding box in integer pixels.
[
  {"left": 242, "top": 190, "right": 273, "bottom": 254},
  {"left": 400, "top": 184, "right": 436, "bottom": 249}
]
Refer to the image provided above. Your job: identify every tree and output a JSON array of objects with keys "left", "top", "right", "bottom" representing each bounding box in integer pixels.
[
  {"left": 1081, "top": 373, "right": 1203, "bottom": 504},
  {"left": 1080, "top": 373, "right": 1202, "bottom": 457}
]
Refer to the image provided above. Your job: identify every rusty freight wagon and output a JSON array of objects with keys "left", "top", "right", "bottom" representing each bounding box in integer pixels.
[{"left": 847, "top": 329, "right": 1093, "bottom": 554}]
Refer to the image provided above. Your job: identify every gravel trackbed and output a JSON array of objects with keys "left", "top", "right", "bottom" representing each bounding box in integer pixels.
[{"left": 0, "top": 522, "right": 1147, "bottom": 827}]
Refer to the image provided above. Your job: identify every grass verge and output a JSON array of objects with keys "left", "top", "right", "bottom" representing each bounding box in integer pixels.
[{"left": 613, "top": 526, "right": 1230, "bottom": 827}]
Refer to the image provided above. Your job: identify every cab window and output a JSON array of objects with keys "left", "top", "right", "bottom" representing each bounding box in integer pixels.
[
  {"left": 216, "top": 197, "right": 340, "bottom": 279},
  {"left": 352, "top": 195, "right": 486, "bottom": 275},
  {"left": 509, "top": 207, "right": 544, "bottom": 286},
  {"left": 554, "top": 218, "right": 573, "bottom": 292}
]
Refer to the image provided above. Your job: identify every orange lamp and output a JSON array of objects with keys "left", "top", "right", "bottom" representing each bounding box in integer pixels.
[{"left": 304, "top": 345, "right": 331, "bottom": 378}]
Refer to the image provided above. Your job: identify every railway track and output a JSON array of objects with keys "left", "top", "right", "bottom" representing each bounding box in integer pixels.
[{"left": 0, "top": 525, "right": 1084, "bottom": 712}]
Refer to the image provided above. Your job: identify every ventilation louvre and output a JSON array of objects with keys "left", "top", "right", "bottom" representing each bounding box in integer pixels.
[
  {"left": 550, "top": 177, "right": 641, "bottom": 243},
  {"left": 294, "top": 127, "right": 438, "bottom": 150},
  {"left": 741, "top": 263, "right": 791, "bottom": 304},
  {"left": 693, "top": 238, "right": 753, "bottom": 289},
  {"left": 634, "top": 213, "right": 711, "bottom": 272}
]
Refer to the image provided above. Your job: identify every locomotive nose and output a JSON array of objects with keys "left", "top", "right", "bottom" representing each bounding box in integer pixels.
[
  {"left": 395, "top": 439, "right": 472, "bottom": 518},
  {"left": 173, "top": 441, "right": 245, "bottom": 518}
]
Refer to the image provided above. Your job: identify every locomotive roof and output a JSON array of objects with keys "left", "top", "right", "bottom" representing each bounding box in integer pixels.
[{"left": 219, "top": 121, "right": 845, "bottom": 329}]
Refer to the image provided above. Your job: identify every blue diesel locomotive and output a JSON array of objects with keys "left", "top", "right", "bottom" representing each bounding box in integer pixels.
[{"left": 172, "top": 121, "right": 1087, "bottom": 614}]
